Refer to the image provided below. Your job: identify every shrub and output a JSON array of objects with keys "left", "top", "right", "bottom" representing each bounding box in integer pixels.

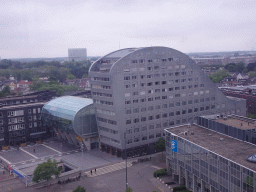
[
  {"left": 153, "top": 168, "right": 167, "bottom": 178},
  {"left": 173, "top": 186, "right": 187, "bottom": 192}
]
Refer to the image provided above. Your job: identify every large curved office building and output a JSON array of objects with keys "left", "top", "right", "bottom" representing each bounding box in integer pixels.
[
  {"left": 89, "top": 47, "right": 246, "bottom": 158},
  {"left": 41, "top": 96, "right": 98, "bottom": 150}
]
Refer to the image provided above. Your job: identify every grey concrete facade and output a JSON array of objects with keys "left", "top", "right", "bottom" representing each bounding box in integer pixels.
[{"left": 89, "top": 47, "right": 246, "bottom": 157}]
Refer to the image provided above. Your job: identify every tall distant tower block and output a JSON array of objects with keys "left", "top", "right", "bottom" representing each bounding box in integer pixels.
[
  {"left": 68, "top": 48, "right": 87, "bottom": 61},
  {"left": 89, "top": 47, "right": 246, "bottom": 158}
]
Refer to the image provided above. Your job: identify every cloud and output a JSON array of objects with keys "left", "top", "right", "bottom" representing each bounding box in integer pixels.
[{"left": 0, "top": 0, "right": 256, "bottom": 58}]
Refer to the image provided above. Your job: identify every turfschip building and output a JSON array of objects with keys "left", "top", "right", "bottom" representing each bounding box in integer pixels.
[{"left": 89, "top": 47, "right": 246, "bottom": 158}]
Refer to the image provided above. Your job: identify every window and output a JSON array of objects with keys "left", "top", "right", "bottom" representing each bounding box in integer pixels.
[
  {"left": 162, "top": 104, "right": 167, "bottom": 108},
  {"left": 124, "top": 76, "right": 130, "bottom": 80},
  {"left": 188, "top": 109, "right": 192, "bottom": 113},
  {"left": 149, "top": 125, "right": 154, "bottom": 129},
  {"left": 169, "top": 103, "right": 174, "bottom": 107},
  {"left": 34, "top": 122, "right": 37, "bottom": 127},
  {"left": 141, "top": 126, "right": 147, "bottom": 131},
  {"left": 125, "top": 110, "right": 131, "bottom": 114},
  {"left": 147, "top": 82, "right": 153, "bottom": 86},
  {"left": 162, "top": 96, "right": 167, "bottom": 100},
  {"left": 169, "top": 72, "right": 173, "bottom": 76},
  {"left": 132, "top": 92, "right": 138, "bottom": 96},
  {"left": 139, "top": 59, "right": 145, "bottom": 63},
  {"left": 169, "top": 87, "right": 173, "bottom": 91},
  {"left": 162, "top": 81, "right": 166, "bottom": 85},
  {"left": 125, "top": 100, "right": 131, "bottom": 104},
  {"left": 176, "top": 102, "right": 180, "bottom": 106},
  {"left": 169, "top": 112, "right": 174, "bottom": 116},
  {"left": 162, "top": 88, "right": 167, "bottom": 92},
  {"left": 154, "top": 74, "right": 160, "bottom": 78},
  {"left": 182, "top": 101, "right": 186, "bottom": 105},
  {"left": 141, "top": 117, "right": 146, "bottom": 121},
  {"left": 155, "top": 89, "right": 160, "bottom": 93},
  {"left": 194, "top": 99, "right": 198, "bottom": 103},
  {"left": 211, "top": 105, "right": 215, "bottom": 109},
  {"left": 125, "top": 84, "right": 130, "bottom": 88},
  {"left": 188, "top": 100, "right": 193, "bottom": 104},
  {"left": 162, "top": 73, "right": 167, "bottom": 77},
  {"left": 175, "top": 94, "right": 180, "bottom": 98},
  {"left": 155, "top": 96, "right": 160, "bottom": 100},
  {"left": 148, "top": 116, "right": 153, "bottom": 120},
  {"left": 181, "top": 86, "right": 186, "bottom": 90},
  {"left": 200, "top": 84, "right": 204, "bottom": 87},
  {"left": 175, "top": 87, "right": 180, "bottom": 90},
  {"left": 140, "top": 75, "right": 145, "bottom": 79},
  {"left": 148, "top": 106, "right": 154, "bottom": 110},
  {"left": 176, "top": 120, "right": 180, "bottom": 124},
  {"left": 176, "top": 111, "right": 180, "bottom": 115},
  {"left": 147, "top": 75, "right": 153, "bottom": 79},
  {"left": 148, "top": 98, "right": 153, "bottom": 102},
  {"left": 140, "top": 98, "right": 146, "bottom": 102},
  {"left": 126, "top": 120, "right": 131, "bottom": 124},
  {"left": 211, "top": 97, "right": 215, "bottom": 100},
  {"left": 149, "top": 134, "right": 154, "bottom": 139},
  {"left": 147, "top": 67, "right": 152, "bottom": 71},
  {"left": 125, "top": 93, "right": 130, "bottom": 97},
  {"left": 169, "top": 121, "right": 174, "bottom": 126},
  {"left": 162, "top": 113, "right": 167, "bottom": 118},
  {"left": 205, "top": 97, "right": 210, "bottom": 101},
  {"left": 175, "top": 72, "right": 179, "bottom": 76},
  {"left": 205, "top": 106, "right": 210, "bottom": 110},
  {"left": 133, "top": 99, "right": 138, "bottom": 103},
  {"left": 29, "top": 116, "right": 32, "bottom": 121},
  {"left": 200, "top": 98, "right": 204, "bottom": 102},
  {"left": 28, "top": 109, "right": 31, "bottom": 114},
  {"left": 181, "top": 72, "right": 186, "bottom": 75},
  {"left": 134, "top": 118, "right": 139, "bottom": 123},
  {"left": 155, "top": 114, "right": 160, "bottom": 119},
  {"left": 194, "top": 84, "right": 198, "bottom": 88},
  {"left": 29, "top": 122, "right": 32, "bottom": 128},
  {"left": 175, "top": 79, "right": 179, "bottom": 83},
  {"left": 133, "top": 108, "right": 139, "bottom": 113},
  {"left": 200, "top": 106, "right": 204, "bottom": 111},
  {"left": 182, "top": 110, "right": 186, "bottom": 114},
  {"left": 132, "top": 84, "right": 137, "bottom": 88},
  {"left": 148, "top": 90, "right": 154, "bottom": 94},
  {"left": 194, "top": 108, "right": 198, "bottom": 112},
  {"left": 141, "top": 107, "right": 146, "bottom": 112},
  {"left": 154, "top": 66, "right": 159, "bottom": 70},
  {"left": 155, "top": 81, "right": 160, "bottom": 85},
  {"left": 140, "top": 83, "right": 145, "bottom": 87}
]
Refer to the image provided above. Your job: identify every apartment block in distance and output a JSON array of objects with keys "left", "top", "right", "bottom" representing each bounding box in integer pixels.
[
  {"left": 89, "top": 47, "right": 246, "bottom": 158},
  {"left": 68, "top": 48, "right": 87, "bottom": 61}
]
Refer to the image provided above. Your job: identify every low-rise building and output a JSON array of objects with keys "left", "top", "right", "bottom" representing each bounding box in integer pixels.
[{"left": 165, "top": 120, "right": 256, "bottom": 192}]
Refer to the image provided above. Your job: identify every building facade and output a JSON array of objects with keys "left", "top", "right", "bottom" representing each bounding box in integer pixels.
[
  {"left": 89, "top": 47, "right": 246, "bottom": 158},
  {"left": 165, "top": 124, "right": 256, "bottom": 192},
  {"left": 68, "top": 48, "right": 87, "bottom": 61},
  {"left": 41, "top": 96, "right": 98, "bottom": 150}
]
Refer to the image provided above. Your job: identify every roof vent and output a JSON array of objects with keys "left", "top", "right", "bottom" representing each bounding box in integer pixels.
[
  {"left": 224, "top": 116, "right": 227, "bottom": 120},
  {"left": 184, "top": 131, "right": 188, "bottom": 136},
  {"left": 247, "top": 155, "right": 256, "bottom": 163},
  {"left": 220, "top": 138, "right": 224, "bottom": 141},
  {"left": 191, "top": 131, "right": 194, "bottom": 135},
  {"left": 208, "top": 134, "right": 212, "bottom": 136}
]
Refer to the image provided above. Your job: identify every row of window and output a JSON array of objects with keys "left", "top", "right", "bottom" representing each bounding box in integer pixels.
[
  {"left": 30, "top": 128, "right": 46, "bottom": 134},
  {"left": 124, "top": 72, "right": 194, "bottom": 81},
  {"left": 8, "top": 124, "right": 25, "bottom": 131},
  {"left": 131, "top": 57, "right": 179, "bottom": 64},
  {"left": 29, "top": 121, "right": 42, "bottom": 128},
  {"left": 94, "top": 100, "right": 113, "bottom": 106},
  {"left": 92, "top": 92, "right": 112, "bottom": 98},
  {"left": 8, "top": 117, "right": 24, "bottom": 124},
  {"left": 29, "top": 115, "right": 41, "bottom": 121},
  {"left": 125, "top": 133, "right": 163, "bottom": 144},
  {"left": 98, "top": 126, "right": 118, "bottom": 134},
  {"left": 92, "top": 77, "right": 110, "bottom": 82},
  {"left": 7, "top": 110, "right": 24, "bottom": 117},
  {"left": 28, "top": 108, "right": 41, "bottom": 114},
  {"left": 97, "top": 117, "right": 117, "bottom": 125},
  {"left": 96, "top": 109, "right": 115, "bottom": 116},
  {"left": 91, "top": 85, "right": 111, "bottom": 90},
  {"left": 100, "top": 135, "right": 120, "bottom": 144},
  {"left": 9, "top": 131, "right": 25, "bottom": 138},
  {"left": 1, "top": 99, "right": 38, "bottom": 106}
]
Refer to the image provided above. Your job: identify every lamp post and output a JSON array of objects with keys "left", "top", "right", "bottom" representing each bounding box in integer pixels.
[{"left": 124, "top": 133, "right": 128, "bottom": 189}]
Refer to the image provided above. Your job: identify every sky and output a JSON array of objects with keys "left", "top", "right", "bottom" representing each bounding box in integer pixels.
[{"left": 0, "top": 0, "right": 256, "bottom": 59}]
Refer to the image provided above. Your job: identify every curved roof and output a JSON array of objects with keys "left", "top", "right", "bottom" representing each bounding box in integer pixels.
[{"left": 42, "top": 96, "right": 93, "bottom": 120}]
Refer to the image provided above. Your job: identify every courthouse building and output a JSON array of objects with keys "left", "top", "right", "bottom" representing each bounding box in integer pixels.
[{"left": 89, "top": 47, "right": 246, "bottom": 158}]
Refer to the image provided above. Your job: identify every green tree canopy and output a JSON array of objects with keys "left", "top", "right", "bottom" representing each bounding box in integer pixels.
[
  {"left": 125, "top": 187, "right": 133, "bottom": 192},
  {"left": 2, "top": 86, "right": 10, "bottom": 97},
  {"left": 67, "top": 74, "right": 76, "bottom": 80},
  {"left": 208, "top": 69, "right": 230, "bottom": 83},
  {"left": 32, "top": 159, "right": 62, "bottom": 183},
  {"left": 73, "top": 185, "right": 86, "bottom": 192}
]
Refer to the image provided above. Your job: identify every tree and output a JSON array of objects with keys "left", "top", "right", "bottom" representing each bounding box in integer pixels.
[
  {"left": 67, "top": 74, "right": 76, "bottom": 80},
  {"left": 227, "top": 65, "right": 236, "bottom": 72},
  {"left": 73, "top": 185, "right": 86, "bottom": 192},
  {"left": 208, "top": 69, "right": 230, "bottom": 83},
  {"left": 154, "top": 137, "right": 166, "bottom": 160},
  {"left": 236, "top": 62, "right": 245, "bottom": 73},
  {"left": 32, "top": 159, "right": 62, "bottom": 184},
  {"left": 125, "top": 187, "right": 133, "bottom": 192},
  {"left": 2, "top": 86, "right": 10, "bottom": 97}
]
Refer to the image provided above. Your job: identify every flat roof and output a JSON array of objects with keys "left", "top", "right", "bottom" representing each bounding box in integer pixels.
[
  {"left": 165, "top": 124, "right": 256, "bottom": 172},
  {"left": 215, "top": 118, "right": 256, "bottom": 130},
  {"left": 0, "top": 102, "right": 46, "bottom": 110},
  {"left": 0, "top": 95, "right": 38, "bottom": 101}
]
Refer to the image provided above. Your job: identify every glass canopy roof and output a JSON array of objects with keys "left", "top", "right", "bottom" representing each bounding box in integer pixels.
[{"left": 42, "top": 96, "right": 93, "bottom": 121}]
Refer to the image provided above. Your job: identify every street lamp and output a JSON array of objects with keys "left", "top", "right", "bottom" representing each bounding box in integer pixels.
[{"left": 124, "top": 133, "right": 128, "bottom": 189}]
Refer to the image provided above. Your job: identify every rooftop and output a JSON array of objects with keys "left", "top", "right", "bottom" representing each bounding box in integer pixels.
[
  {"left": 202, "top": 114, "right": 256, "bottom": 130},
  {"left": 0, "top": 102, "right": 46, "bottom": 110},
  {"left": 165, "top": 124, "right": 256, "bottom": 172}
]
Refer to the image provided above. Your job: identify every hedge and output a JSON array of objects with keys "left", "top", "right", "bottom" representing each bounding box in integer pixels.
[
  {"left": 153, "top": 168, "right": 167, "bottom": 178},
  {"left": 173, "top": 186, "right": 192, "bottom": 192}
]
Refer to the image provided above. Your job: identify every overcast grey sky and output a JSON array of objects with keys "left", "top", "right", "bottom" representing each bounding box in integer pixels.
[{"left": 0, "top": 0, "right": 256, "bottom": 59}]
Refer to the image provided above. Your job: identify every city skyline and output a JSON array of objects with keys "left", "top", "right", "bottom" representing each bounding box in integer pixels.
[{"left": 1, "top": 0, "right": 256, "bottom": 59}]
